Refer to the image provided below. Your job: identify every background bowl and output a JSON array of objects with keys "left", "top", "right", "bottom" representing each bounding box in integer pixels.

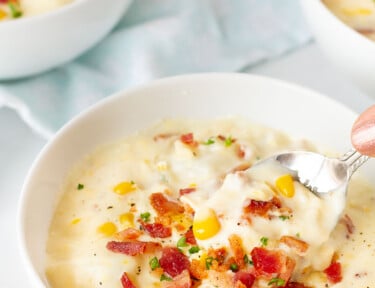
[
  {"left": 301, "top": 0, "right": 375, "bottom": 97},
  {"left": 0, "top": 0, "right": 132, "bottom": 79},
  {"left": 18, "top": 73, "right": 375, "bottom": 287}
]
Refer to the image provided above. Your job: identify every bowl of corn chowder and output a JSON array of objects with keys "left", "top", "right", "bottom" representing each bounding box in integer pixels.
[
  {"left": 18, "top": 73, "right": 375, "bottom": 288},
  {"left": 0, "top": 0, "right": 132, "bottom": 79}
]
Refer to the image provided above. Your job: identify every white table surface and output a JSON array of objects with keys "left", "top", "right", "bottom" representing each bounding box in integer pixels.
[{"left": 0, "top": 42, "right": 373, "bottom": 287}]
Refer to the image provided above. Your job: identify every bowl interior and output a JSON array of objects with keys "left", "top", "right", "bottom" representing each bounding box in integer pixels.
[{"left": 18, "top": 73, "right": 375, "bottom": 286}]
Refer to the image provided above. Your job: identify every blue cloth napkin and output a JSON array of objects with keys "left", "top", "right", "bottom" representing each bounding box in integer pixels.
[{"left": 0, "top": 0, "right": 311, "bottom": 139}]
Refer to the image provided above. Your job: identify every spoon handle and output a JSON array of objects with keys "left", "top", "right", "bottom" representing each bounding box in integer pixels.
[{"left": 351, "top": 105, "right": 375, "bottom": 157}]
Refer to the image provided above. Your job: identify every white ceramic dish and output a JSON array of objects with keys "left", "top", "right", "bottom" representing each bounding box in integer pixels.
[
  {"left": 18, "top": 73, "right": 375, "bottom": 287},
  {"left": 0, "top": 0, "right": 132, "bottom": 79},
  {"left": 301, "top": 0, "right": 375, "bottom": 97}
]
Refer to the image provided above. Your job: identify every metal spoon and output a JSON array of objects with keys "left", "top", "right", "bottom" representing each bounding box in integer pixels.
[{"left": 261, "top": 105, "right": 375, "bottom": 196}]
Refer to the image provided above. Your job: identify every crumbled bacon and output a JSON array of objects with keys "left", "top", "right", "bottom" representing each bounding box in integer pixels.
[
  {"left": 243, "top": 197, "right": 282, "bottom": 218},
  {"left": 234, "top": 271, "right": 255, "bottom": 288},
  {"left": 150, "top": 192, "right": 185, "bottom": 216},
  {"left": 184, "top": 228, "right": 197, "bottom": 245},
  {"left": 324, "top": 261, "right": 342, "bottom": 284},
  {"left": 160, "top": 247, "right": 191, "bottom": 277},
  {"left": 280, "top": 236, "right": 309, "bottom": 254},
  {"left": 229, "top": 163, "right": 251, "bottom": 174},
  {"left": 251, "top": 247, "right": 294, "bottom": 282},
  {"left": 229, "top": 234, "right": 246, "bottom": 268},
  {"left": 121, "top": 272, "right": 136, "bottom": 288},
  {"left": 208, "top": 247, "right": 227, "bottom": 265},
  {"left": 189, "top": 259, "right": 208, "bottom": 280},
  {"left": 154, "top": 133, "right": 177, "bottom": 141},
  {"left": 115, "top": 228, "right": 142, "bottom": 241},
  {"left": 179, "top": 187, "right": 196, "bottom": 196},
  {"left": 141, "top": 222, "right": 172, "bottom": 238},
  {"left": 180, "top": 133, "right": 198, "bottom": 147},
  {"left": 236, "top": 145, "right": 246, "bottom": 159},
  {"left": 106, "top": 241, "right": 161, "bottom": 256},
  {"left": 340, "top": 214, "right": 355, "bottom": 239},
  {"left": 162, "top": 270, "right": 192, "bottom": 288}
]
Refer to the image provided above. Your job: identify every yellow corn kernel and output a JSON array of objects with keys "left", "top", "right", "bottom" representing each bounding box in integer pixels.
[
  {"left": 113, "top": 181, "right": 136, "bottom": 195},
  {"left": 71, "top": 218, "right": 81, "bottom": 225},
  {"left": 342, "top": 8, "right": 372, "bottom": 16},
  {"left": 97, "top": 222, "right": 117, "bottom": 237},
  {"left": 189, "top": 183, "right": 197, "bottom": 188},
  {"left": 0, "top": 9, "right": 7, "bottom": 20},
  {"left": 119, "top": 212, "right": 135, "bottom": 227},
  {"left": 276, "top": 174, "right": 295, "bottom": 198},
  {"left": 156, "top": 161, "right": 168, "bottom": 171},
  {"left": 193, "top": 208, "right": 221, "bottom": 240}
]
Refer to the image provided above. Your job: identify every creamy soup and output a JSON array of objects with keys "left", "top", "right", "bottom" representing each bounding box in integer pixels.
[
  {"left": 323, "top": 0, "right": 375, "bottom": 41},
  {"left": 0, "top": 0, "right": 73, "bottom": 21},
  {"left": 46, "top": 118, "right": 375, "bottom": 288}
]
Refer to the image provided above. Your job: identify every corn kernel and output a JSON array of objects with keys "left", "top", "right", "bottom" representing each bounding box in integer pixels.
[
  {"left": 97, "top": 222, "right": 117, "bottom": 237},
  {"left": 193, "top": 208, "right": 221, "bottom": 240},
  {"left": 0, "top": 9, "right": 7, "bottom": 20},
  {"left": 276, "top": 174, "right": 295, "bottom": 198},
  {"left": 342, "top": 8, "right": 372, "bottom": 16},
  {"left": 189, "top": 183, "right": 197, "bottom": 188},
  {"left": 113, "top": 181, "right": 136, "bottom": 195},
  {"left": 156, "top": 161, "right": 168, "bottom": 171},
  {"left": 119, "top": 212, "right": 135, "bottom": 227},
  {"left": 71, "top": 218, "right": 81, "bottom": 225}
]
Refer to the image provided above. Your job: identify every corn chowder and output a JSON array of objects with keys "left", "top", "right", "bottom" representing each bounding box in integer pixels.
[
  {"left": 0, "top": 0, "right": 73, "bottom": 21},
  {"left": 323, "top": 0, "right": 375, "bottom": 41},
  {"left": 46, "top": 118, "right": 375, "bottom": 288}
]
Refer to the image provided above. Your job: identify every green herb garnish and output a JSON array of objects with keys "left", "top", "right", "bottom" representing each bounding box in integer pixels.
[
  {"left": 205, "top": 256, "right": 215, "bottom": 269},
  {"left": 268, "top": 277, "right": 286, "bottom": 287},
  {"left": 279, "top": 215, "right": 290, "bottom": 221},
  {"left": 77, "top": 183, "right": 84, "bottom": 190},
  {"left": 140, "top": 212, "right": 151, "bottom": 222},
  {"left": 177, "top": 236, "right": 188, "bottom": 248},
  {"left": 160, "top": 274, "right": 172, "bottom": 281},
  {"left": 260, "top": 236, "right": 268, "bottom": 247},
  {"left": 230, "top": 263, "right": 239, "bottom": 272},
  {"left": 224, "top": 136, "right": 233, "bottom": 147},
  {"left": 189, "top": 246, "right": 200, "bottom": 254},
  {"left": 203, "top": 138, "right": 215, "bottom": 145},
  {"left": 8, "top": 2, "right": 22, "bottom": 18},
  {"left": 149, "top": 256, "right": 160, "bottom": 271}
]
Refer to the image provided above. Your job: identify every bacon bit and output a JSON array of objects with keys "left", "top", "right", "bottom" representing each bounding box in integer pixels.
[
  {"left": 150, "top": 192, "right": 185, "bottom": 216},
  {"left": 208, "top": 247, "right": 227, "bottom": 265},
  {"left": 229, "top": 163, "right": 251, "bottom": 174},
  {"left": 154, "top": 133, "right": 177, "bottom": 141},
  {"left": 121, "top": 272, "right": 136, "bottom": 288},
  {"left": 236, "top": 144, "right": 246, "bottom": 159},
  {"left": 243, "top": 197, "right": 282, "bottom": 219},
  {"left": 234, "top": 271, "right": 255, "bottom": 288},
  {"left": 160, "top": 247, "right": 191, "bottom": 277},
  {"left": 251, "top": 247, "right": 292, "bottom": 279},
  {"left": 229, "top": 234, "right": 246, "bottom": 268},
  {"left": 180, "top": 133, "right": 198, "bottom": 147},
  {"left": 155, "top": 215, "right": 172, "bottom": 226},
  {"left": 115, "top": 228, "right": 142, "bottom": 241},
  {"left": 184, "top": 228, "right": 197, "bottom": 245},
  {"left": 280, "top": 236, "right": 309, "bottom": 254},
  {"left": 141, "top": 222, "right": 172, "bottom": 238},
  {"left": 107, "top": 241, "right": 161, "bottom": 256},
  {"left": 340, "top": 214, "right": 355, "bottom": 239},
  {"left": 189, "top": 259, "right": 208, "bottom": 280},
  {"left": 179, "top": 187, "right": 196, "bottom": 196},
  {"left": 324, "top": 261, "right": 342, "bottom": 284},
  {"left": 162, "top": 270, "right": 192, "bottom": 288},
  {"left": 285, "top": 282, "right": 311, "bottom": 288}
]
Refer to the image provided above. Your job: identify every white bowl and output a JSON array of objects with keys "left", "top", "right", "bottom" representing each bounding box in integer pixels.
[
  {"left": 301, "top": 0, "right": 375, "bottom": 97},
  {"left": 0, "top": 0, "right": 132, "bottom": 79},
  {"left": 18, "top": 73, "right": 375, "bottom": 287}
]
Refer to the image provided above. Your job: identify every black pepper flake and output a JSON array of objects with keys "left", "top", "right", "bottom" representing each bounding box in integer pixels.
[
  {"left": 107, "top": 206, "right": 113, "bottom": 209},
  {"left": 130, "top": 203, "right": 135, "bottom": 207}
]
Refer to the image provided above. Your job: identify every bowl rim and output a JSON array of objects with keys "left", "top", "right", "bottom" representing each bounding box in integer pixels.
[
  {"left": 17, "top": 72, "right": 359, "bottom": 287},
  {"left": 313, "top": 0, "right": 375, "bottom": 48},
  {"left": 0, "top": 0, "right": 93, "bottom": 29}
]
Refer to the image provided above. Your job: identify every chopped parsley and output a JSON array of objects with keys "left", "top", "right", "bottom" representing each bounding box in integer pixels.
[
  {"left": 160, "top": 274, "right": 172, "bottom": 281},
  {"left": 279, "top": 215, "right": 290, "bottom": 221},
  {"left": 296, "top": 232, "right": 301, "bottom": 238},
  {"left": 260, "top": 236, "right": 269, "bottom": 247},
  {"left": 188, "top": 246, "right": 200, "bottom": 254},
  {"left": 177, "top": 236, "right": 188, "bottom": 248},
  {"left": 8, "top": 2, "right": 22, "bottom": 18},
  {"left": 243, "top": 254, "right": 253, "bottom": 265},
  {"left": 224, "top": 136, "right": 233, "bottom": 147},
  {"left": 140, "top": 212, "right": 151, "bottom": 222},
  {"left": 230, "top": 263, "right": 239, "bottom": 272},
  {"left": 203, "top": 138, "right": 215, "bottom": 145},
  {"left": 205, "top": 256, "right": 215, "bottom": 269},
  {"left": 77, "top": 183, "right": 84, "bottom": 190},
  {"left": 149, "top": 256, "right": 160, "bottom": 271},
  {"left": 268, "top": 277, "right": 285, "bottom": 287}
]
